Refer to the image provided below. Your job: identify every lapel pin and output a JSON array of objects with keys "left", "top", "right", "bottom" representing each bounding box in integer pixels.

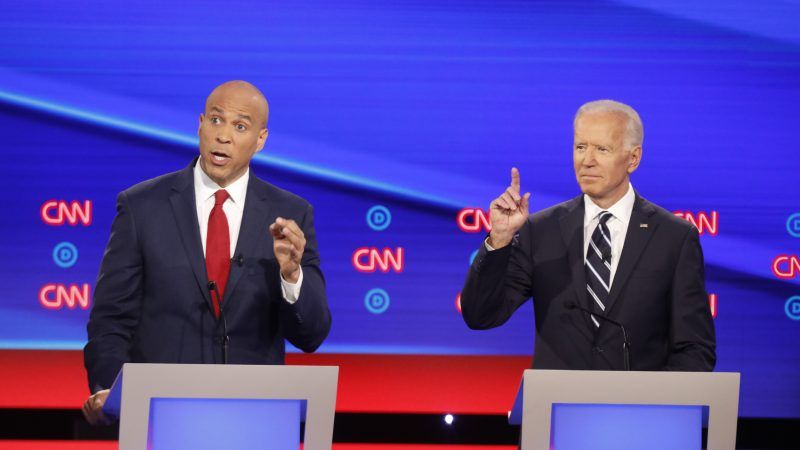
[{"left": 640, "top": 223, "right": 648, "bottom": 228}]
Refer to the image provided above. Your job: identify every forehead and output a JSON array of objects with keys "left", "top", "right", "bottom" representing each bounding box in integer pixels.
[
  {"left": 205, "top": 88, "right": 265, "bottom": 121},
  {"left": 574, "top": 112, "right": 627, "bottom": 143}
]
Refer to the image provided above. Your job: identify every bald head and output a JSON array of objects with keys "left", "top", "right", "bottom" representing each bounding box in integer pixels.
[
  {"left": 205, "top": 80, "right": 269, "bottom": 128},
  {"left": 197, "top": 80, "right": 270, "bottom": 187}
]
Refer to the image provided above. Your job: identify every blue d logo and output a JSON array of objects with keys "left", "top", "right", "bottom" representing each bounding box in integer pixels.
[
  {"left": 365, "top": 288, "right": 390, "bottom": 314},
  {"left": 366, "top": 205, "right": 392, "bottom": 231},
  {"left": 786, "top": 296, "right": 800, "bottom": 320},
  {"left": 53, "top": 242, "right": 78, "bottom": 268},
  {"left": 787, "top": 213, "right": 800, "bottom": 238}
]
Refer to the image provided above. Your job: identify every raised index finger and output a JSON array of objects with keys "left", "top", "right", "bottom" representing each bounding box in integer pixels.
[{"left": 510, "top": 167, "right": 521, "bottom": 193}]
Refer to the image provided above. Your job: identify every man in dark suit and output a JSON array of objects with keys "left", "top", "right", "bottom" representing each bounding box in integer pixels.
[
  {"left": 82, "top": 81, "right": 331, "bottom": 424},
  {"left": 461, "top": 100, "right": 715, "bottom": 372}
]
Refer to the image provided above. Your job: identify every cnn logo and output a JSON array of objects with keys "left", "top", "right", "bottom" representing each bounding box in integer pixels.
[
  {"left": 41, "top": 200, "right": 93, "bottom": 226},
  {"left": 352, "top": 247, "right": 404, "bottom": 273},
  {"left": 709, "top": 293, "right": 717, "bottom": 319},
  {"left": 673, "top": 211, "right": 718, "bottom": 236},
  {"left": 457, "top": 208, "right": 492, "bottom": 233},
  {"left": 772, "top": 255, "right": 800, "bottom": 280},
  {"left": 39, "top": 283, "right": 91, "bottom": 309}
]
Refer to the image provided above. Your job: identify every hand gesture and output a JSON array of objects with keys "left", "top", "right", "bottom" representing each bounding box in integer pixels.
[
  {"left": 270, "top": 217, "right": 305, "bottom": 283},
  {"left": 488, "top": 167, "right": 530, "bottom": 248},
  {"left": 82, "top": 389, "right": 111, "bottom": 426}
]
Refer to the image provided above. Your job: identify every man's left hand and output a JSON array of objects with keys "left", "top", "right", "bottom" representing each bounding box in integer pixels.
[
  {"left": 270, "top": 217, "right": 305, "bottom": 283},
  {"left": 82, "top": 389, "right": 111, "bottom": 426}
]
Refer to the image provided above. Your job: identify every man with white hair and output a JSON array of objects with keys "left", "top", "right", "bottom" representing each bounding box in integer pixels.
[{"left": 461, "top": 100, "right": 716, "bottom": 371}]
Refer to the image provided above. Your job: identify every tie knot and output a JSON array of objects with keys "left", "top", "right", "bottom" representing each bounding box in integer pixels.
[
  {"left": 598, "top": 211, "right": 613, "bottom": 225},
  {"left": 214, "top": 189, "right": 229, "bottom": 206}
]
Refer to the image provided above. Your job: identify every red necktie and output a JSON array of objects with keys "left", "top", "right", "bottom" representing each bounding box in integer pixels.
[{"left": 206, "top": 189, "right": 230, "bottom": 319}]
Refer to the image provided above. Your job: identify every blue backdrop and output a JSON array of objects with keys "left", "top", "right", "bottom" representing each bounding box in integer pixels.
[{"left": 1, "top": 0, "right": 798, "bottom": 418}]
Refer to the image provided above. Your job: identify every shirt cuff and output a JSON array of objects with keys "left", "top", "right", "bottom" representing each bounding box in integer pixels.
[
  {"left": 484, "top": 237, "right": 496, "bottom": 251},
  {"left": 280, "top": 268, "right": 303, "bottom": 304}
]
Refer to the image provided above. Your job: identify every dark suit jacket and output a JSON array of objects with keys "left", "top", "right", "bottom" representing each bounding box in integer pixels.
[
  {"left": 461, "top": 193, "right": 715, "bottom": 371},
  {"left": 84, "top": 160, "right": 331, "bottom": 392}
]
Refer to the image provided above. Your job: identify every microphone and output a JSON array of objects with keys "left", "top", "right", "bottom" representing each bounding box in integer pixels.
[
  {"left": 565, "top": 301, "right": 631, "bottom": 371},
  {"left": 231, "top": 254, "right": 243, "bottom": 266},
  {"left": 207, "top": 281, "right": 230, "bottom": 364}
]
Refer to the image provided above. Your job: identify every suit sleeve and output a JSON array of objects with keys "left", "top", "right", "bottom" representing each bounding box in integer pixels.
[
  {"left": 84, "top": 192, "right": 143, "bottom": 392},
  {"left": 461, "top": 220, "right": 534, "bottom": 329},
  {"left": 664, "top": 226, "right": 716, "bottom": 371},
  {"left": 279, "top": 204, "right": 331, "bottom": 352}
]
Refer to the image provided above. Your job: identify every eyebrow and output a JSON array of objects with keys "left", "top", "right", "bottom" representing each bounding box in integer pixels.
[{"left": 208, "top": 107, "right": 253, "bottom": 123}]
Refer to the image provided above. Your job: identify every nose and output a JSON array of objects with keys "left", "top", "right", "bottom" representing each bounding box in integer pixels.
[
  {"left": 582, "top": 147, "right": 597, "bottom": 167},
  {"left": 215, "top": 132, "right": 232, "bottom": 144}
]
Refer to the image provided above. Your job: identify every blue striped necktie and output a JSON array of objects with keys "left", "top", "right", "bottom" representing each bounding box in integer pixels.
[{"left": 585, "top": 211, "right": 613, "bottom": 328}]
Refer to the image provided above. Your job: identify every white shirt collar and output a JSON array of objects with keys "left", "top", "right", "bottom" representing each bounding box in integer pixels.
[
  {"left": 194, "top": 157, "right": 249, "bottom": 206},
  {"left": 583, "top": 182, "right": 635, "bottom": 226}
]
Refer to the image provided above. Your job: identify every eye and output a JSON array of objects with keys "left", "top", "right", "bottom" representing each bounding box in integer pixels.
[
  {"left": 210, "top": 117, "right": 221, "bottom": 125},
  {"left": 575, "top": 144, "right": 586, "bottom": 152},
  {"left": 235, "top": 123, "right": 247, "bottom": 132},
  {"left": 598, "top": 146, "right": 610, "bottom": 153}
]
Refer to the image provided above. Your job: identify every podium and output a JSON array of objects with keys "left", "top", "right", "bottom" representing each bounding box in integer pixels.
[
  {"left": 509, "top": 370, "right": 740, "bottom": 450},
  {"left": 103, "top": 363, "right": 338, "bottom": 450}
]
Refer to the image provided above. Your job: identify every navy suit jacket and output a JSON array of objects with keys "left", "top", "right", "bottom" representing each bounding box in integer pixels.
[
  {"left": 84, "top": 160, "right": 331, "bottom": 392},
  {"left": 461, "top": 193, "right": 715, "bottom": 371}
]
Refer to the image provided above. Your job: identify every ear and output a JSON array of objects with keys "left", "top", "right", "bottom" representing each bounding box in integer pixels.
[
  {"left": 255, "top": 127, "right": 269, "bottom": 152},
  {"left": 627, "top": 145, "right": 642, "bottom": 174},
  {"left": 198, "top": 114, "right": 204, "bottom": 135}
]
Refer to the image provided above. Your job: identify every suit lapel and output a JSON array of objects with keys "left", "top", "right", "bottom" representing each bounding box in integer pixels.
[
  {"left": 603, "top": 193, "right": 658, "bottom": 318},
  {"left": 559, "top": 196, "right": 593, "bottom": 327},
  {"left": 169, "top": 160, "right": 214, "bottom": 312},
  {"left": 222, "top": 174, "right": 272, "bottom": 310}
]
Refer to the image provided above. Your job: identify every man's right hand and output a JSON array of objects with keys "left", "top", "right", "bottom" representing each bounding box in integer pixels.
[
  {"left": 488, "top": 167, "right": 531, "bottom": 248},
  {"left": 82, "top": 389, "right": 111, "bottom": 426}
]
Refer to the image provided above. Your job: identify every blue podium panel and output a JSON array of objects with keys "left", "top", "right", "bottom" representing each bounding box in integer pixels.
[
  {"left": 147, "top": 398, "right": 302, "bottom": 450},
  {"left": 551, "top": 404, "right": 703, "bottom": 450}
]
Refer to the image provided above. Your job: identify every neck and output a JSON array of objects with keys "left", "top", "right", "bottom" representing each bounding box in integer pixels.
[{"left": 587, "top": 183, "right": 629, "bottom": 209}]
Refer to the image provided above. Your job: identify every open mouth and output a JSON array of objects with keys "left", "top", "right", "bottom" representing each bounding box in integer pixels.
[{"left": 209, "top": 151, "right": 231, "bottom": 165}]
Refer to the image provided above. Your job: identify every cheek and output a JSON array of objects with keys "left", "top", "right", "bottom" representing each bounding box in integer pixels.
[
  {"left": 199, "top": 128, "right": 214, "bottom": 144},
  {"left": 242, "top": 136, "right": 260, "bottom": 152},
  {"left": 233, "top": 142, "right": 256, "bottom": 160},
  {"left": 610, "top": 164, "right": 628, "bottom": 180}
]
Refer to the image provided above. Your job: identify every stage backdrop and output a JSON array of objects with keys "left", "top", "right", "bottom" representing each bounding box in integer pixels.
[{"left": 1, "top": 0, "right": 798, "bottom": 418}]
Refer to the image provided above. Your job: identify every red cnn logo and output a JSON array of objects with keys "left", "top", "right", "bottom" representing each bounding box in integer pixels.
[
  {"left": 709, "top": 293, "right": 717, "bottom": 319},
  {"left": 352, "top": 247, "right": 404, "bottom": 273},
  {"left": 673, "top": 211, "right": 718, "bottom": 236},
  {"left": 772, "top": 255, "right": 800, "bottom": 279},
  {"left": 40, "top": 200, "right": 93, "bottom": 226},
  {"left": 457, "top": 208, "right": 492, "bottom": 233},
  {"left": 39, "top": 283, "right": 92, "bottom": 309}
]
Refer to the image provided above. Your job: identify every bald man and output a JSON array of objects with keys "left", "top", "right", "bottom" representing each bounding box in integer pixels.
[{"left": 82, "top": 81, "right": 331, "bottom": 424}]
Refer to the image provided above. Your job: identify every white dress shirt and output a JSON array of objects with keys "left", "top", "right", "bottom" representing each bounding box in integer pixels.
[
  {"left": 194, "top": 158, "right": 302, "bottom": 303},
  {"left": 582, "top": 183, "right": 635, "bottom": 287},
  {"left": 484, "top": 183, "right": 636, "bottom": 288}
]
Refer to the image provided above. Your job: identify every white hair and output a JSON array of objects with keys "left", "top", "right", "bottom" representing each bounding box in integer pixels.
[{"left": 574, "top": 99, "right": 643, "bottom": 149}]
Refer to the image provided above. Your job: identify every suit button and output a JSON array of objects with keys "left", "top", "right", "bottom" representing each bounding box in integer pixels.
[{"left": 592, "top": 346, "right": 604, "bottom": 354}]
